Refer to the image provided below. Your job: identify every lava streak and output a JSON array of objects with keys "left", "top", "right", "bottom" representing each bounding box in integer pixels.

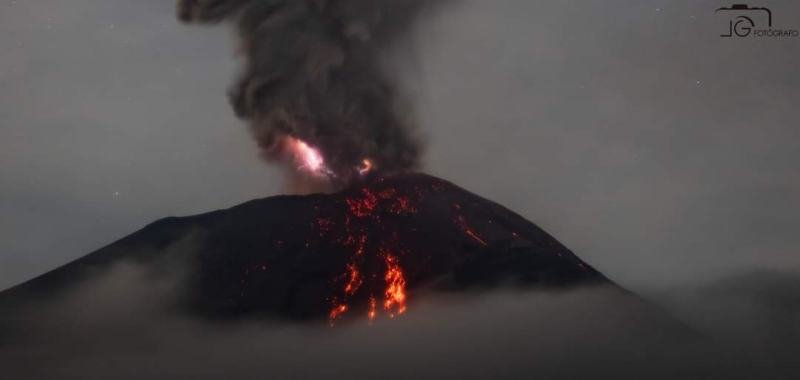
[
  {"left": 343, "top": 263, "right": 362, "bottom": 296},
  {"left": 383, "top": 253, "right": 407, "bottom": 317},
  {"left": 368, "top": 296, "right": 378, "bottom": 321},
  {"left": 454, "top": 204, "right": 488, "bottom": 246},
  {"left": 329, "top": 304, "right": 348, "bottom": 322}
]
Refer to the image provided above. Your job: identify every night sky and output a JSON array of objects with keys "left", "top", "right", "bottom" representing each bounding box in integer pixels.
[{"left": 2, "top": 0, "right": 799, "bottom": 295}]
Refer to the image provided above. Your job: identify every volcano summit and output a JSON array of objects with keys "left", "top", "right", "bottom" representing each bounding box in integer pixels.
[{"left": 0, "top": 173, "right": 609, "bottom": 324}]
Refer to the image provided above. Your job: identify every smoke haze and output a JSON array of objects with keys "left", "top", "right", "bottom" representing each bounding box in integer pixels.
[
  {"left": 178, "top": 0, "right": 435, "bottom": 184},
  {"left": 1, "top": 254, "right": 797, "bottom": 379}
]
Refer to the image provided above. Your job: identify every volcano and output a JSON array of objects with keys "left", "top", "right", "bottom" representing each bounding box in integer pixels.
[{"left": 0, "top": 173, "right": 610, "bottom": 323}]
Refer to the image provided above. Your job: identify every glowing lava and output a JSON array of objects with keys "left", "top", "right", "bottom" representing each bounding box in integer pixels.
[
  {"left": 454, "top": 203, "right": 488, "bottom": 246},
  {"left": 345, "top": 188, "right": 380, "bottom": 218},
  {"left": 322, "top": 184, "right": 421, "bottom": 324},
  {"left": 308, "top": 177, "right": 491, "bottom": 324},
  {"left": 343, "top": 263, "right": 362, "bottom": 296},
  {"left": 367, "top": 296, "right": 378, "bottom": 321},
  {"left": 382, "top": 253, "right": 407, "bottom": 317},
  {"left": 329, "top": 304, "right": 348, "bottom": 322}
]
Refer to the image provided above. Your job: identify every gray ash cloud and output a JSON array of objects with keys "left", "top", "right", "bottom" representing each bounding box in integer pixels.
[{"left": 177, "top": 0, "right": 435, "bottom": 183}]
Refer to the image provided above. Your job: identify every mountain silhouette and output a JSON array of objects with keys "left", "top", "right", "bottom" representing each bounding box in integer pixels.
[{"left": 0, "top": 173, "right": 610, "bottom": 323}]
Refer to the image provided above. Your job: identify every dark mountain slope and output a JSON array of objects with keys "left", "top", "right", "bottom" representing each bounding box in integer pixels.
[{"left": 0, "top": 173, "right": 610, "bottom": 323}]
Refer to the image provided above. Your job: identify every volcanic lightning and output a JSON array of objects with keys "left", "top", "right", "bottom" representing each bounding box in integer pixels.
[
  {"left": 284, "top": 136, "right": 333, "bottom": 177},
  {"left": 358, "top": 159, "right": 374, "bottom": 176}
]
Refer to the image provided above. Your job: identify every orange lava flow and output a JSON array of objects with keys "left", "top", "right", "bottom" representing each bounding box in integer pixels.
[
  {"left": 453, "top": 206, "right": 488, "bottom": 246},
  {"left": 343, "top": 263, "right": 362, "bottom": 296},
  {"left": 464, "top": 229, "right": 488, "bottom": 246},
  {"left": 382, "top": 253, "right": 407, "bottom": 317},
  {"left": 368, "top": 296, "right": 377, "bottom": 321},
  {"left": 329, "top": 304, "right": 348, "bottom": 322},
  {"left": 320, "top": 183, "right": 440, "bottom": 324},
  {"left": 345, "top": 189, "right": 379, "bottom": 218}
]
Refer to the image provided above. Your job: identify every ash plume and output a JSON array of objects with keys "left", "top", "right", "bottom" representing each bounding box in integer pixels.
[{"left": 177, "top": 0, "right": 433, "bottom": 187}]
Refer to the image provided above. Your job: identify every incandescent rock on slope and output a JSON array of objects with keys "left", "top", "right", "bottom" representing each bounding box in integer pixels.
[{"left": 0, "top": 173, "right": 610, "bottom": 323}]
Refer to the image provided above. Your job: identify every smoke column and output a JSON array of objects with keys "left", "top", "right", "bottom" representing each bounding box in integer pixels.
[{"left": 177, "top": 0, "right": 431, "bottom": 190}]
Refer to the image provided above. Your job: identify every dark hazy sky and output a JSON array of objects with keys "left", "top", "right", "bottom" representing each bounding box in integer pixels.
[{"left": 1, "top": 0, "right": 799, "bottom": 291}]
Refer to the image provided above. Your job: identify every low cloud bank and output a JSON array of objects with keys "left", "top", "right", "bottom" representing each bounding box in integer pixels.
[{"left": 1, "top": 258, "right": 798, "bottom": 379}]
